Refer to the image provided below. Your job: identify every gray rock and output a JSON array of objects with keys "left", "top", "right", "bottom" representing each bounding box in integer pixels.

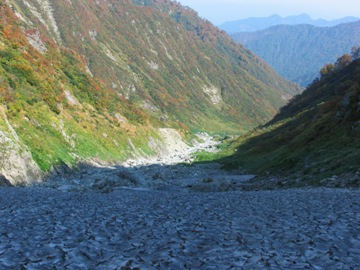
[
  {"left": 1, "top": 188, "right": 359, "bottom": 269},
  {"left": 0, "top": 174, "right": 12, "bottom": 187}
]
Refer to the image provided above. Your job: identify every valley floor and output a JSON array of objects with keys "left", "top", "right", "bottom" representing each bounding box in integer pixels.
[
  {"left": 1, "top": 133, "right": 359, "bottom": 269},
  {"left": 0, "top": 187, "right": 359, "bottom": 269}
]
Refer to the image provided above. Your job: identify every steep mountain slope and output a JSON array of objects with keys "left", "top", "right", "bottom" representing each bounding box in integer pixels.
[
  {"left": 220, "top": 14, "right": 359, "bottom": 34},
  {"left": 8, "top": 0, "right": 298, "bottom": 132},
  {"left": 0, "top": 0, "right": 298, "bottom": 184},
  {"left": 0, "top": 2, "right": 160, "bottom": 184},
  {"left": 222, "top": 58, "right": 360, "bottom": 185},
  {"left": 232, "top": 21, "right": 360, "bottom": 86}
]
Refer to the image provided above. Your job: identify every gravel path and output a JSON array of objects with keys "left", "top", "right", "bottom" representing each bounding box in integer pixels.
[{"left": 1, "top": 187, "right": 359, "bottom": 269}]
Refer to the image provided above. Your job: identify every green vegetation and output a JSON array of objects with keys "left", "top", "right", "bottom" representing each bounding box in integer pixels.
[
  {"left": 219, "top": 57, "right": 360, "bottom": 184},
  {"left": 191, "top": 136, "right": 238, "bottom": 162},
  {"left": 0, "top": 0, "right": 300, "bottom": 175},
  {"left": 1, "top": 0, "right": 358, "bottom": 189},
  {"left": 8, "top": 0, "right": 298, "bottom": 134},
  {"left": 0, "top": 3, "right": 157, "bottom": 171}
]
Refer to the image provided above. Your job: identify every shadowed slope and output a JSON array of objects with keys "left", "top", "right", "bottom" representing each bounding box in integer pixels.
[{"left": 220, "top": 59, "right": 360, "bottom": 185}]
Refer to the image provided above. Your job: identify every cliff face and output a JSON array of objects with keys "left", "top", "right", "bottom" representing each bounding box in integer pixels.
[{"left": 0, "top": 0, "right": 298, "bottom": 184}]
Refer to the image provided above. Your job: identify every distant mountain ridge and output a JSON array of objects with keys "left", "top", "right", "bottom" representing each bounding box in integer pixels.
[
  {"left": 220, "top": 14, "right": 360, "bottom": 33},
  {"left": 231, "top": 21, "right": 360, "bottom": 86}
]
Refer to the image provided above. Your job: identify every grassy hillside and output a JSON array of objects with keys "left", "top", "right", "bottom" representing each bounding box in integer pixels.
[
  {"left": 7, "top": 0, "right": 299, "bottom": 134},
  {"left": 0, "top": 2, "right": 159, "bottom": 174},
  {"left": 0, "top": 0, "right": 299, "bottom": 183},
  {"left": 219, "top": 58, "right": 360, "bottom": 185},
  {"left": 232, "top": 21, "right": 360, "bottom": 86}
]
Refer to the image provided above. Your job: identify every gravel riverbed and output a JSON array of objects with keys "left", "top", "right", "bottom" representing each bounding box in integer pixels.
[
  {"left": 0, "top": 187, "right": 359, "bottom": 269},
  {"left": 1, "top": 134, "right": 359, "bottom": 269}
]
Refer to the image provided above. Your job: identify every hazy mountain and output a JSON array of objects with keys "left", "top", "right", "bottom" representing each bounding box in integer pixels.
[
  {"left": 220, "top": 14, "right": 360, "bottom": 34},
  {"left": 222, "top": 57, "right": 360, "bottom": 185},
  {"left": 0, "top": 0, "right": 299, "bottom": 184},
  {"left": 232, "top": 21, "right": 360, "bottom": 86}
]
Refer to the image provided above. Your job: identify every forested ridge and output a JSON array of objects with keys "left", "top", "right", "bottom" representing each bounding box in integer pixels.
[{"left": 232, "top": 21, "right": 360, "bottom": 86}]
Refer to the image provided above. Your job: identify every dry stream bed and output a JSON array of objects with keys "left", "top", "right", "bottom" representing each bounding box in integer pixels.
[{"left": 0, "top": 133, "right": 359, "bottom": 269}]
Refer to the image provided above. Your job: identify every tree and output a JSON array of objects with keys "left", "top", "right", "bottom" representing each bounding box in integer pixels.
[
  {"left": 334, "top": 54, "right": 352, "bottom": 70},
  {"left": 320, "top": 63, "right": 335, "bottom": 77}
]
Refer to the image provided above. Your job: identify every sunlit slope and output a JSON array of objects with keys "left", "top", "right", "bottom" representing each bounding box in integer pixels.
[{"left": 8, "top": 0, "right": 299, "bottom": 133}]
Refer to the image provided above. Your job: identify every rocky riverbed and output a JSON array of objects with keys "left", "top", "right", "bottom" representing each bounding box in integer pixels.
[
  {"left": 36, "top": 132, "right": 254, "bottom": 193},
  {"left": 0, "top": 187, "right": 359, "bottom": 269},
  {"left": 1, "top": 132, "right": 360, "bottom": 269}
]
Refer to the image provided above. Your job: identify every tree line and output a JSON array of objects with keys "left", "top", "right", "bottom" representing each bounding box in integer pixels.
[{"left": 320, "top": 46, "right": 360, "bottom": 78}]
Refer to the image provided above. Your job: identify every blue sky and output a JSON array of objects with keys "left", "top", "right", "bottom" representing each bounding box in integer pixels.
[{"left": 176, "top": 0, "right": 360, "bottom": 25}]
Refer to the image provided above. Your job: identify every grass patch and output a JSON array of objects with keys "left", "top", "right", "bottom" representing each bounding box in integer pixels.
[{"left": 192, "top": 136, "right": 238, "bottom": 163}]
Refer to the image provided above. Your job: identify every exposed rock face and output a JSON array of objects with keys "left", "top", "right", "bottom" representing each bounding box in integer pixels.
[
  {"left": 25, "top": 29, "right": 48, "bottom": 53},
  {"left": 203, "top": 85, "right": 222, "bottom": 105},
  {"left": 0, "top": 124, "right": 196, "bottom": 186},
  {"left": 23, "top": 0, "right": 62, "bottom": 44},
  {"left": 157, "top": 128, "right": 189, "bottom": 155},
  {"left": 64, "top": 90, "right": 80, "bottom": 106},
  {"left": 0, "top": 108, "right": 42, "bottom": 186},
  {"left": 0, "top": 131, "right": 42, "bottom": 185}
]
